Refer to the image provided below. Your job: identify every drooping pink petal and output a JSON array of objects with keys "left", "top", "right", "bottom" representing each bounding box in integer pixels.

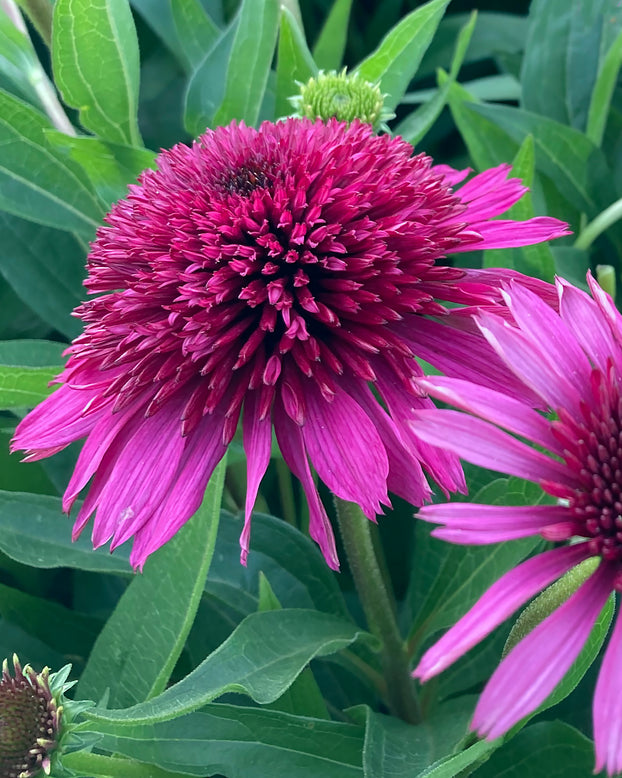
[
  {"left": 129, "top": 409, "right": 228, "bottom": 569},
  {"left": 472, "top": 563, "right": 615, "bottom": 739},
  {"left": 594, "top": 608, "right": 622, "bottom": 776},
  {"left": 414, "top": 544, "right": 591, "bottom": 682},
  {"left": 274, "top": 401, "right": 339, "bottom": 570},
  {"left": 344, "top": 378, "right": 432, "bottom": 506},
  {"left": 412, "top": 409, "right": 573, "bottom": 486},
  {"left": 12, "top": 385, "right": 107, "bottom": 456},
  {"left": 302, "top": 384, "right": 390, "bottom": 520},
  {"left": 91, "top": 401, "right": 188, "bottom": 550},
  {"left": 241, "top": 392, "right": 273, "bottom": 564},
  {"left": 374, "top": 360, "right": 465, "bottom": 495}
]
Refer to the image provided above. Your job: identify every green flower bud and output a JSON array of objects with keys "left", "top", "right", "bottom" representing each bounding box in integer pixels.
[
  {"left": 503, "top": 556, "right": 600, "bottom": 657},
  {"left": 0, "top": 656, "right": 61, "bottom": 778},
  {"left": 0, "top": 656, "right": 93, "bottom": 778},
  {"left": 290, "top": 69, "right": 394, "bottom": 129}
]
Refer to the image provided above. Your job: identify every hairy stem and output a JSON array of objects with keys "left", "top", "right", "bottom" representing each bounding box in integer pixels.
[{"left": 334, "top": 496, "right": 421, "bottom": 724}]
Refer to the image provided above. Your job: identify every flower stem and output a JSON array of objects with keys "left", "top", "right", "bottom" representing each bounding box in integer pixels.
[
  {"left": 62, "top": 751, "right": 185, "bottom": 778},
  {"left": 333, "top": 496, "right": 421, "bottom": 724},
  {"left": 575, "top": 195, "right": 622, "bottom": 250}
]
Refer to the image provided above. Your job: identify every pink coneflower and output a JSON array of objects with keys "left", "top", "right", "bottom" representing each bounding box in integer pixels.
[
  {"left": 12, "top": 118, "right": 568, "bottom": 570},
  {"left": 412, "top": 275, "right": 622, "bottom": 775}
]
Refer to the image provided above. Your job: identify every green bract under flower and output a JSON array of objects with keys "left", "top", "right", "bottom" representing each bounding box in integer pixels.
[{"left": 290, "top": 69, "right": 393, "bottom": 128}]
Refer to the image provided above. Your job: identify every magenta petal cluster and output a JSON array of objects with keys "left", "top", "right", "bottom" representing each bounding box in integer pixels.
[
  {"left": 412, "top": 274, "right": 622, "bottom": 775},
  {"left": 12, "top": 118, "right": 569, "bottom": 571}
]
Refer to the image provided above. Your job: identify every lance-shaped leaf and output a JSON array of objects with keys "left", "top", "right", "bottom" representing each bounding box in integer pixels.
[{"left": 52, "top": 0, "right": 141, "bottom": 145}]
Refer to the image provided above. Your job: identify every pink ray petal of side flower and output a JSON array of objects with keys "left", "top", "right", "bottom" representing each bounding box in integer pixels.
[
  {"left": 501, "top": 283, "right": 592, "bottom": 397},
  {"left": 478, "top": 312, "right": 583, "bottom": 413},
  {"left": 472, "top": 563, "right": 615, "bottom": 739},
  {"left": 416, "top": 376, "right": 561, "bottom": 453},
  {"left": 557, "top": 277, "right": 621, "bottom": 373},
  {"left": 588, "top": 271, "right": 622, "bottom": 350},
  {"left": 398, "top": 316, "right": 543, "bottom": 407},
  {"left": 412, "top": 409, "right": 573, "bottom": 486},
  {"left": 419, "top": 503, "right": 573, "bottom": 545},
  {"left": 430, "top": 164, "right": 471, "bottom": 186},
  {"left": 241, "top": 392, "right": 273, "bottom": 564},
  {"left": 413, "top": 543, "right": 590, "bottom": 682},
  {"left": 274, "top": 403, "right": 339, "bottom": 570},
  {"left": 301, "top": 384, "right": 390, "bottom": 520},
  {"left": 129, "top": 410, "right": 228, "bottom": 570},
  {"left": 594, "top": 608, "right": 622, "bottom": 776}
]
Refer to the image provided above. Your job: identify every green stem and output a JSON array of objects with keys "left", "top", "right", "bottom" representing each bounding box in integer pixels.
[
  {"left": 16, "top": 0, "right": 52, "bottom": 47},
  {"left": 62, "top": 751, "right": 185, "bottom": 778},
  {"left": 333, "top": 496, "right": 421, "bottom": 724},
  {"left": 574, "top": 196, "right": 622, "bottom": 250}
]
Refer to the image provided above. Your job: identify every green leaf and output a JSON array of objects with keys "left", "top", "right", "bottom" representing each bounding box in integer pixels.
[
  {"left": 363, "top": 697, "right": 475, "bottom": 777},
  {"left": 0, "top": 366, "right": 57, "bottom": 409},
  {"left": 445, "top": 78, "right": 519, "bottom": 170},
  {"left": 87, "top": 609, "right": 372, "bottom": 724},
  {"left": 0, "top": 582, "right": 101, "bottom": 660},
  {"left": 0, "top": 339, "right": 65, "bottom": 367},
  {"left": 355, "top": 0, "right": 451, "bottom": 111},
  {"left": 587, "top": 25, "right": 622, "bottom": 146},
  {"left": 76, "top": 458, "right": 226, "bottom": 707},
  {"left": 258, "top": 573, "right": 330, "bottom": 720},
  {"left": 395, "top": 11, "right": 476, "bottom": 147},
  {"left": 171, "top": 0, "right": 219, "bottom": 72},
  {"left": 521, "top": 0, "right": 622, "bottom": 132},
  {"left": 211, "top": 0, "right": 280, "bottom": 127},
  {"left": 0, "top": 490, "right": 131, "bottom": 574},
  {"left": 275, "top": 8, "right": 317, "bottom": 118},
  {"left": 472, "top": 721, "right": 595, "bottom": 778},
  {"left": 407, "top": 478, "right": 541, "bottom": 648},
  {"left": 93, "top": 704, "right": 365, "bottom": 777},
  {"left": 205, "top": 510, "right": 350, "bottom": 625},
  {"left": 470, "top": 101, "right": 617, "bottom": 219},
  {"left": 417, "top": 12, "right": 528, "bottom": 81},
  {"left": 46, "top": 132, "right": 157, "bottom": 208},
  {"left": 0, "top": 212, "right": 85, "bottom": 339},
  {"left": 0, "top": 617, "right": 66, "bottom": 670},
  {"left": 312, "top": 0, "right": 353, "bottom": 71},
  {"left": 419, "top": 741, "right": 497, "bottom": 778},
  {"left": 52, "top": 0, "right": 142, "bottom": 145},
  {"left": 184, "top": 21, "right": 238, "bottom": 135},
  {"left": 484, "top": 135, "right": 556, "bottom": 282},
  {"left": 0, "top": 90, "right": 103, "bottom": 235},
  {"left": 0, "top": 341, "right": 63, "bottom": 409}
]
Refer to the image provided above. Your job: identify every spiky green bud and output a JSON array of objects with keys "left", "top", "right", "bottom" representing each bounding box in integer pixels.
[{"left": 290, "top": 69, "right": 394, "bottom": 129}]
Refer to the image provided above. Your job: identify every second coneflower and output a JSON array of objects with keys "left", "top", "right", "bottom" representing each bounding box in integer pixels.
[
  {"left": 13, "top": 118, "right": 568, "bottom": 570},
  {"left": 412, "top": 275, "right": 622, "bottom": 776}
]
